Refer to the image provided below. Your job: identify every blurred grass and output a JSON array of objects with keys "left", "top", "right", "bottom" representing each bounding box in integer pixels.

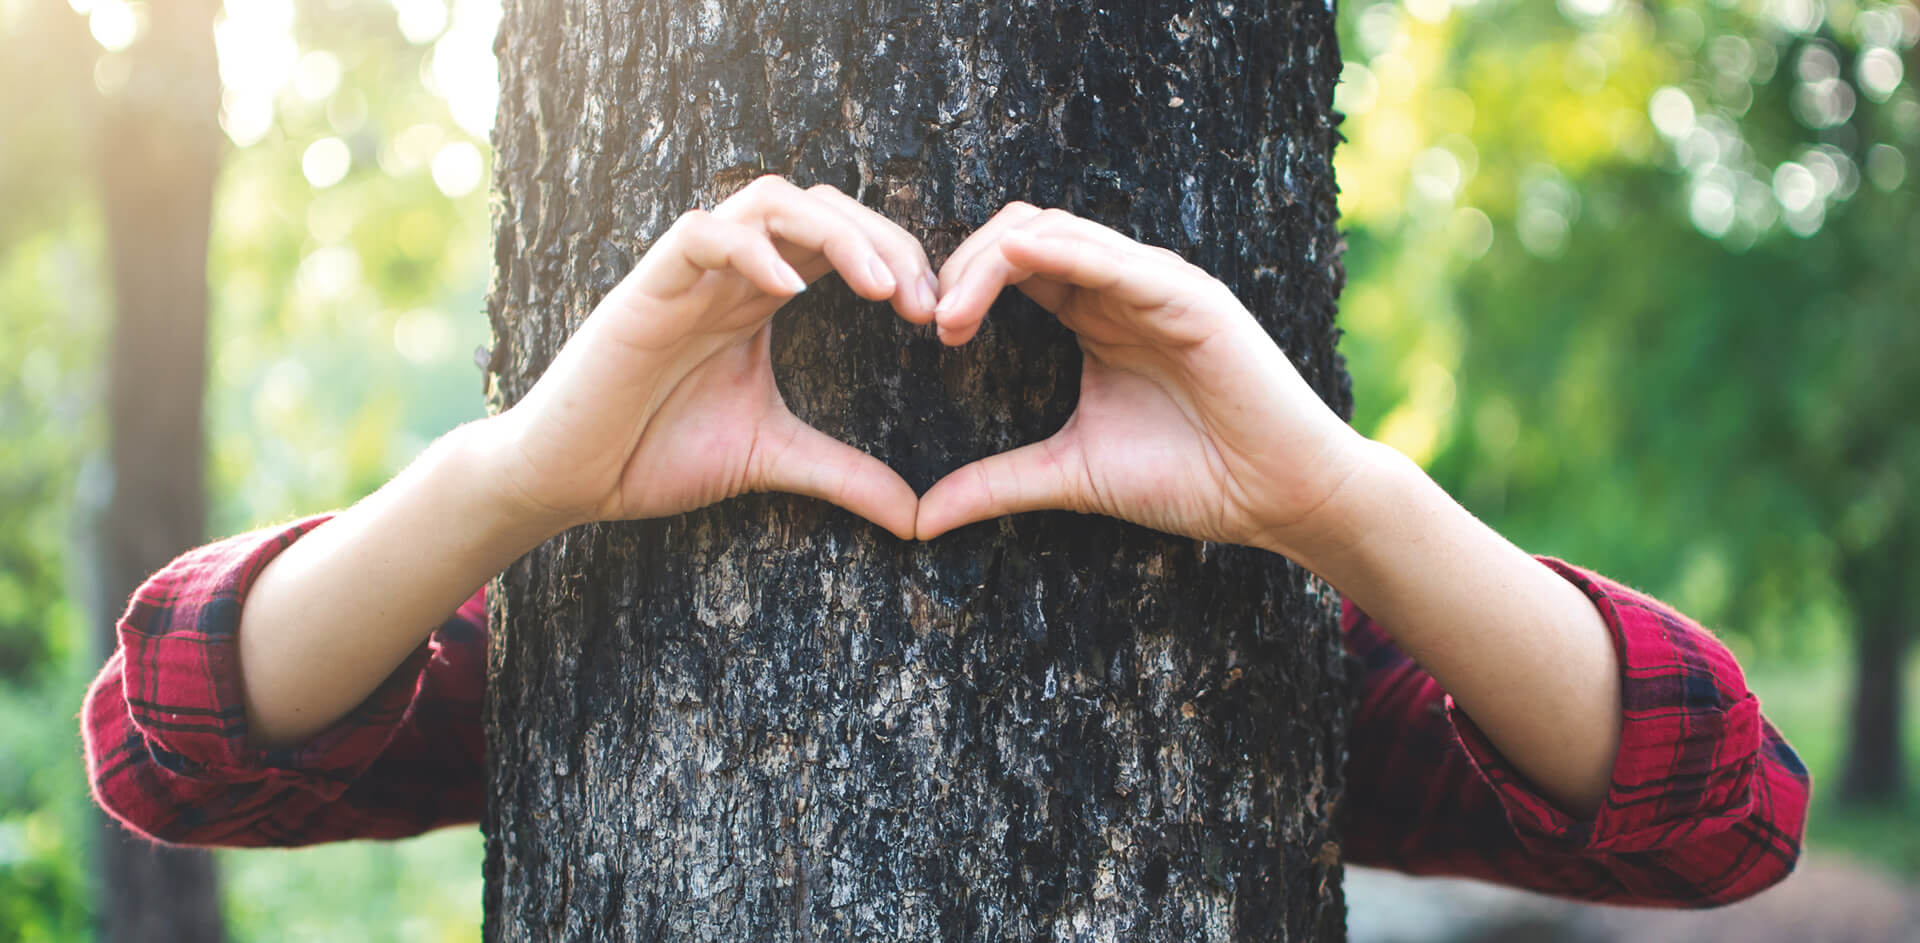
[{"left": 220, "top": 830, "right": 483, "bottom": 943}]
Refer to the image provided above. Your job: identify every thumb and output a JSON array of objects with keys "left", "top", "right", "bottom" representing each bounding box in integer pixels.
[
  {"left": 915, "top": 436, "right": 1082, "bottom": 540},
  {"left": 751, "top": 411, "right": 919, "bottom": 540}
]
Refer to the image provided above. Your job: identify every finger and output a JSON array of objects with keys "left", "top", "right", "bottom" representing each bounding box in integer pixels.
[
  {"left": 914, "top": 436, "right": 1081, "bottom": 540},
  {"left": 657, "top": 210, "right": 808, "bottom": 298},
  {"left": 751, "top": 411, "right": 920, "bottom": 540},
  {"left": 715, "top": 176, "right": 899, "bottom": 301},
  {"left": 934, "top": 206, "right": 1148, "bottom": 345},
  {"left": 806, "top": 184, "right": 940, "bottom": 324},
  {"left": 996, "top": 226, "right": 1186, "bottom": 313},
  {"left": 936, "top": 201, "right": 1043, "bottom": 294},
  {"left": 932, "top": 203, "right": 1046, "bottom": 341},
  {"left": 928, "top": 205, "right": 1060, "bottom": 346},
  {"left": 937, "top": 208, "right": 1122, "bottom": 345}
]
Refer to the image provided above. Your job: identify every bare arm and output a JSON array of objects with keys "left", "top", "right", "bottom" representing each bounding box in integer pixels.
[
  {"left": 238, "top": 178, "right": 935, "bottom": 748},
  {"left": 1283, "top": 441, "right": 1621, "bottom": 815},
  {"left": 918, "top": 206, "right": 1620, "bottom": 816},
  {"left": 234, "top": 419, "right": 547, "bottom": 748}
]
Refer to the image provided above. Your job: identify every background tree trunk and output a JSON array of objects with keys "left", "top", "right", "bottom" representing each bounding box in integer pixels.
[
  {"left": 89, "top": 0, "right": 226, "bottom": 939},
  {"left": 1838, "top": 543, "right": 1912, "bottom": 803},
  {"left": 484, "top": 1, "right": 1351, "bottom": 939}
]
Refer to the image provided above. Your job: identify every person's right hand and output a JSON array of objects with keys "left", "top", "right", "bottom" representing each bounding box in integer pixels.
[
  {"left": 914, "top": 204, "right": 1372, "bottom": 559},
  {"left": 483, "top": 176, "right": 935, "bottom": 539}
]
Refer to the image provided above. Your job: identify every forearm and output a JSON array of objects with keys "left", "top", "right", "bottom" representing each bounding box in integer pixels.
[
  {"left": 236, "top": 416, "right": 562, "bottom": 748},
  {"left": 1282, "top": 440, "right": 1623, "bottom": 816}
]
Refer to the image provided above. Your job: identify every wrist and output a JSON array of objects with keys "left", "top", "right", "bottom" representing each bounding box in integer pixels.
[
  {"left": 1260, "top": 437, "right": 1428, "bottom": 576},
  {"left": 442, "top": 414, "right": 583, "bottom": 549}
]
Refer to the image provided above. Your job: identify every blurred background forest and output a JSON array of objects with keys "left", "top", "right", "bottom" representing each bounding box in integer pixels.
[{"left": 0, "top": 0, "right": 1914, "bottom": 939}]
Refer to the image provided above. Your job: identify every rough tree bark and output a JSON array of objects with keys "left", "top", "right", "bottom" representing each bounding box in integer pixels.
[
  {"left": 484, "top": 1, "right": 1351, "bottom": 939},
  {"left": 88, "top": 0, "right": 226, "bottom": 940}
]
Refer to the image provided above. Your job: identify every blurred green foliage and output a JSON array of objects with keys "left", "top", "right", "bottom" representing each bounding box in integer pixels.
[
  {"left": 1, "top": 0, "right": 1915, "bottom": 938},
  {"left": 1334, "top": 0, "right": 1918, "bottom": 650},
  {"left": 2, "top": 0, "right": 491, "bottom": 938}
]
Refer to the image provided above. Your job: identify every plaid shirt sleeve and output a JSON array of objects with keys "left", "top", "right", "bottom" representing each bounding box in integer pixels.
[
  {"left": 1338, "top": 557, "right": 1811, "bottom": 907},
  {"left": 81, "top": 515, "right": 488, "bottom": 847}
]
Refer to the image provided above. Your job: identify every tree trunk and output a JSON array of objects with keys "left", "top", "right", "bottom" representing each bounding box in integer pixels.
[
  {"left": 1839, "top": 620, "right": 1908, "bottom": 802},
  {"left": 483, "top": 2, "right": 1351, "bottom": 939},
  {"left": 90, "top": 0, "right": 226, "bottom": 940},
  {"left": 1838, "top": 547, "right": 1911, "bottom": 803}
]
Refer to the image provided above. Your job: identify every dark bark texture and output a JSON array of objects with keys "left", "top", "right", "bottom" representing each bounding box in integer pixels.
[
  {"left": 90, "top": 0, "right": 225, "bottom": 940},
  {"left": 484, "top": 2, "right": 1351, "bottom": 939}
]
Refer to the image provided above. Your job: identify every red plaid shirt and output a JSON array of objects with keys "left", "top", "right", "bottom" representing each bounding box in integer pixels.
[{"left": 81, "top": 515, "right": 1810, "bottom": 906}]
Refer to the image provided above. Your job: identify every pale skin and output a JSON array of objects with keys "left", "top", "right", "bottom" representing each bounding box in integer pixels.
[{"left": 236, "top": 178, "right": 1622, "bottom": 817}]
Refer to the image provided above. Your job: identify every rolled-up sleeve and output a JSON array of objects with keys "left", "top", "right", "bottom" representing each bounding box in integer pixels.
[
  {"left": 1340, "top": 558, "right": 1811, "bottom": 907},
  {"left": 82, "top": 516, "right": 487, "bottom": 847}
]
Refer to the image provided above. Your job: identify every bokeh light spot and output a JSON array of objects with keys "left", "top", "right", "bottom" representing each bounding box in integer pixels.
[
  {"left": 221, "top": 89, "right": 275, "bottom": 147},
  {"left": 1649, "top": 87, "right": 1696, "bottom": 139},
  {"left": 394, "top": 309, "right": 455, "bottom": 363},
  {"left": 1688, "top": 172, "right": 1737, "bottom": 238},
  {"left": 294, "top": 50, "right": 342, "bottom": 102},
  {"left": 1452, "top": 206, "right": 1495, "bottom": 258},
  {"left": 1865, "top": 144, "right": 1907, "bottom": 191},
  {"left": 392, "top": 0, "right": 450, "bottom": 44},
  {"left": 383, "top": 123, "right": 446, "bottom": 176},
  {"left": 1404, "top": 0, "right": 1451, "bottom": 26},
  {"left": 302, "top": 137, "right": 352, "bottom": 189},
  {"left": 1857, "top": 48, "right": 1904, "bottom": 103},
  {"left": 430, "top": 141, "right": 485, "bottom": 197},
  {"left": 1334, "top": 62, "right": 1380, "bottom": 116},
  {"left": 88, "top": 0, "right": 139, "bottom": 51},
  {"left": 1772, "top": 161, "right": 1819, "bottom": 214},
  {"left": 294, "top": 246, "right": 362, "bottom": 303}
]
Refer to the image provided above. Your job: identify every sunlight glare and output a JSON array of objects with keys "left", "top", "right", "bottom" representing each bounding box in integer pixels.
[
  {"left": 216, "top": 0, "right": 299, "bottom": 146},
  {"left": 426, "top": 0, "right": 502, "bottom": 136},
  {"left": 88, "top": 0, "right": 137, "bottom": 51}
]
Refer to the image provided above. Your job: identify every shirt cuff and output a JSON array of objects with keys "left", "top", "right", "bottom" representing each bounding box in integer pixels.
[
  {"left": 115, "top": 514, "right": 433, "bottom": 800},
  {"left": 1444, "top": 557, "right": 1763, "bottom": 855}
]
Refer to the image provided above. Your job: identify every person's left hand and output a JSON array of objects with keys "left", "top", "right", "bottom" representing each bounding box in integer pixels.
[
  {"left": 914, "top": 203, "right": 1374, "bottom": 557},
  {"left": 488, "top": 176, "right": 933, "bottom": 539}
]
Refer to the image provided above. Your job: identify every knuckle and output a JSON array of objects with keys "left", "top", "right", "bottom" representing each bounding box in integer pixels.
[
  {"left": 735, "top": 174, "right": 792, "bottom": 203},
  {"left": 670, "top": 207, "right": 712, "bottom": 231},
  {"left": 1033, "top": 208, "right": 1077, "bottom": 233}
]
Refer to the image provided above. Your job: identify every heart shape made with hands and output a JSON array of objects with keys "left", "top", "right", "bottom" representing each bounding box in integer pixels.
[{"left": 506, "top": 177, "right": 1357, "bottom": 558}]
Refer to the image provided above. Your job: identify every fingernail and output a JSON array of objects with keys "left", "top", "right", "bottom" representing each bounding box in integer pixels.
[
  {"left": 917, "top": 273, "right": 939, "bottom": 312},
  {"left": 867, "top": 256, "right": 897, "bottom": 292},
  {"left": 782, "top": 266, "right": 809, "bottom": 294}
]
